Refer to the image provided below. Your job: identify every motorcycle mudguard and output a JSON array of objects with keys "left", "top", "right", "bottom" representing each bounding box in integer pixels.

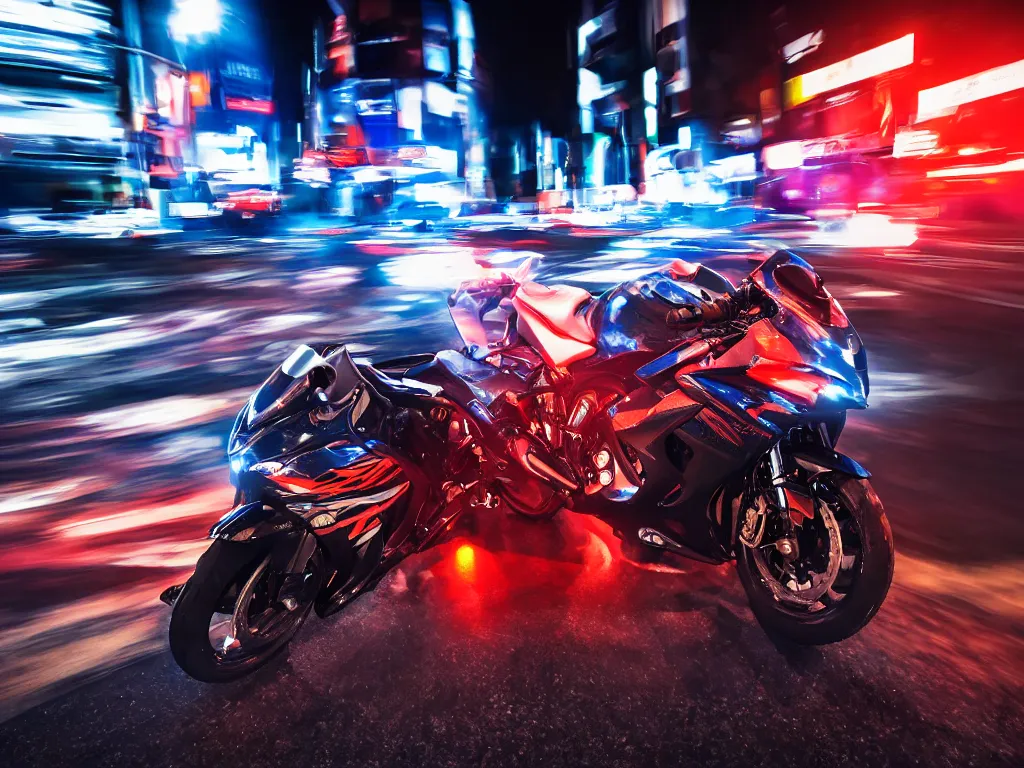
[
  {"left": 791, "top": 447, "right": 870, "bottom": 478},
  {"left": 209, "top": 501, "right": 308, "bottom": 540}
]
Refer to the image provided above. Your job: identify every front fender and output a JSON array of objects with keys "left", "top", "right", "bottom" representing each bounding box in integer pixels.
[
  {"left": 791, "top": 447, "right": 870, "bottom": 478},
  {"left": 209, "top": 501, "right": 311, "bottom": 541}
]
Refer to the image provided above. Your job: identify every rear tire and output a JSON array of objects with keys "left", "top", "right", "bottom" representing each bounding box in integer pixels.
[
  {"left": 169, "top": 538, "right": 323, "bottom": 682},
  {"left": 736, "top": 476, "right": 894, "bottom": 645}
]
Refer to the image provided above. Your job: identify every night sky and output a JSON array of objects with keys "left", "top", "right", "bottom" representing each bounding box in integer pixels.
[{"left": 472, "top": 0, "right": 577, "bottom": 134}]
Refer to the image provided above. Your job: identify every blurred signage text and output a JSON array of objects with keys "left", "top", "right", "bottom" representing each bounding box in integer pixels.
[
  {"left": 785, "top": 34, "right": 914, "bottom": 109},
  {"left": 917, "top": 59, "right": 1024, "bottom": 122}
]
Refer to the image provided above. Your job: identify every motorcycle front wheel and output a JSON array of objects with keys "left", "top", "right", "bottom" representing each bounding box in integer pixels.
[
  {"left": 169, "top": 538, "right": 324, "bottom": 682},
  {"left": 736, "top": 475, "right": 894, "bottom": 645}
]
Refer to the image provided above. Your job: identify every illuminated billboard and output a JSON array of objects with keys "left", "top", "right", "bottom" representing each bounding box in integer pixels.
[
  {"left": 917, "top": 59, "right": 1024, "bottom": 122},
  {"left": 784, "top": 34, "right": 914, "bottom": 109}
]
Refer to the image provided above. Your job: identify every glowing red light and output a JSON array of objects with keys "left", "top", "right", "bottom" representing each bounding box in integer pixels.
[
  {"left": 326, "top": 147, "right": 369, "bottom": 168},
  {"left": 455, "top": 544, "right": 475, "bottom": 576},
  {"left": 746, "top": 363, "right": 827, "bottom": 405},
  {"left": 224, "top": 97, "right": 275, "bottom": 114}
]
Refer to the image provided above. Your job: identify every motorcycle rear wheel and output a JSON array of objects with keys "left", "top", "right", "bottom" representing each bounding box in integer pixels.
[
  {"left": 736, "top": 475, "right": 893, "bottom": 645},
  {"left": 169, "top": 538, "right": 324, "bottom": 682}
]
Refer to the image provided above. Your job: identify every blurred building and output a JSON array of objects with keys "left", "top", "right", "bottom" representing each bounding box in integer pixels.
[
  {"left": 126, "top": 0, "right": 280, "bottom": 215},
  {"left": 0, "top": 0, "right": 125, "bottom": 210},
  {"left": 299, "top": 0, "right": 488, "bottom": 213},
  {"left": 0, "top": 0, "right": 280, "bottom": 217},
  {"left": 573, "top": 0, "right": 762, "bottom": 204},
  {"left": 171, "top": 0, "right": 280, "bottom": 189},
  {"left": 575, "top": 0, "right": 650, "bottom": 191}
]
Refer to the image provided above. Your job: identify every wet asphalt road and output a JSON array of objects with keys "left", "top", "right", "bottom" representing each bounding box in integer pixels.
[{"left": 0, "top": 217, "right": 1022, "bottom": 766}]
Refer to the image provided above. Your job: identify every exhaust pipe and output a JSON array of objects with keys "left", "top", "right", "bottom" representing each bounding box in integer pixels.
[
  {"left": 511, "top": 436, "right": 579, "bottom": 492},
  {"left": 638, "top": 528, "right": 719, "bottom": 564}
]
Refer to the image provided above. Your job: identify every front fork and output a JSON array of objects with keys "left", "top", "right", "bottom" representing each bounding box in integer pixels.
[
  {"left": 159, "top": 527, "right": 319, "bottom": 611},
  {"left": 270, "top": 530, "right": 319, "bottom": 611},
  {"left": 767, "top": 444, "right": 789, "bottom": 517},
  {"left": 763, "top": 443, "right": 799, "bottom": 559}
]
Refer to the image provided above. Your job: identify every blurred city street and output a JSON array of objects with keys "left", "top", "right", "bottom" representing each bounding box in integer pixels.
[{"left": 0, "top": 218, "right": 1021, "bottom": 765}]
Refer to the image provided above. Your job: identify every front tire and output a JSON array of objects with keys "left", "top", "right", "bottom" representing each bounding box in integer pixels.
[
  {"left": 169, "top": 538, "right": 323, "bottom": 682},
  {"left": 737, "top": 476, "right": 894, "bottom": 645}
]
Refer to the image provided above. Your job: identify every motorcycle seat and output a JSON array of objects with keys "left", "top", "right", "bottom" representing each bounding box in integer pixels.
[{"left": 514, "top": 282, "right": 595, "bottom": 343}]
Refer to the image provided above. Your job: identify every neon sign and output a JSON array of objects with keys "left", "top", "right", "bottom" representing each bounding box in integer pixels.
[
  {"left": 917, "top": 59, "right": 1024, "bottom": 122},
  {"left": 785, "top": 34, "right": 914, "bottom": 108},
  {"left": 225, "top": 98, "right": 275, "bottom": 115}
]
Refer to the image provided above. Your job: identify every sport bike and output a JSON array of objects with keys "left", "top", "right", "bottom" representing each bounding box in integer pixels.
[{"left": 162, "top": 250, "right": 893, "bottom": 682}]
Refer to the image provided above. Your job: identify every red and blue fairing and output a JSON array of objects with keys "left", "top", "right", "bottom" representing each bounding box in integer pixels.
[{"left": 683, "top": 251, "right": 868, "bottom": 437}]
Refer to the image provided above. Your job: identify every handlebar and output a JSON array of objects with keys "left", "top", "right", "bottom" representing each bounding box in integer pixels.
[{"left": 665, "top": 280, "right": 777, "bottom": 331}]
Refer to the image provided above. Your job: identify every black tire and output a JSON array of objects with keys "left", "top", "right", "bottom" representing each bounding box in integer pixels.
[
  {"left": 736, "top": 476, "right": 894, "bottom": 645},
  {"left": 169, "top": 538, "right": 323, "bottom": 682}
]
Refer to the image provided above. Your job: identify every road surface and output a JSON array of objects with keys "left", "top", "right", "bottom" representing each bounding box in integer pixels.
[{"left": 0, "top": 218, "right": 1021, "bottom": 766}]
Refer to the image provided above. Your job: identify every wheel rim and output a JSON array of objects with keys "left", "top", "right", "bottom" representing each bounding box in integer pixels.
[
  {"left": 746, "top": 484, "right": 865, "bottom": 616},
  {"left": 207, "top": 555, "right": 315, "bottom": 666}
]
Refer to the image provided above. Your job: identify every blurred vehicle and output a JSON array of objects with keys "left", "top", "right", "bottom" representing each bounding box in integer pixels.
[
  {"left": 214, "top": 185, "right": 282, "bottom": 221},
  {"left": 290, "top": 142, "right": 396, "bottom": 218},
  {"left": 758, "top": 145, "right": 893, "bottom": 217},
  {"left": 162, "top": 253, "right": 891, "bottom": 681},
  {"left": 643, "top": 144, "right": 729, "bottom": 206}
]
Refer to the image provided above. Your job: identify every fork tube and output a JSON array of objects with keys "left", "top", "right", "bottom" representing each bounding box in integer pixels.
[{"left": 767, "top": 444, "right": 788, "bottom": 512}]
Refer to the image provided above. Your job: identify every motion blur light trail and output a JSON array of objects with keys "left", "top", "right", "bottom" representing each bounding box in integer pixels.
[{"left": 0, "top": 220, "right": 1021, "bottom": 766}]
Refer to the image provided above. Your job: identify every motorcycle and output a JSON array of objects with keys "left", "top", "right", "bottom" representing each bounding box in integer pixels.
[{"left": 161, "top": 250, "right": 893, "bottom": 682}]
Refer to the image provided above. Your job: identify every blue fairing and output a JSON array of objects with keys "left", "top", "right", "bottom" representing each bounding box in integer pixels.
[{"left": 754, "top": 251, "right": 868, "bottom": 409}]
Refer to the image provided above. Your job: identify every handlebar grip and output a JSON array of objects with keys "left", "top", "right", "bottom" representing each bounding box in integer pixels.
[
  {"left": 665, "top": 283, "right": 777, "bottom": 331},
  {"left": 665, "top": 306, "right": 702, "bottom": 330},
  {"left": 665, "top": 299, "right": 731, "bottom": 330}
]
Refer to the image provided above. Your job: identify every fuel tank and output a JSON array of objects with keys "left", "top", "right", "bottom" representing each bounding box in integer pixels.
[
  {"left": 226, "top": 344, "right": 411, "bottom": 541},
  {"left": 584, "top": 261, "right": 736, "bottom": 362}
]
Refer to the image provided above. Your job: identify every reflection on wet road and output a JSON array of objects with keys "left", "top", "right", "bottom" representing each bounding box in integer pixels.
[{"left": 0, "top": 219, "right": 1022, "bottom": 764}]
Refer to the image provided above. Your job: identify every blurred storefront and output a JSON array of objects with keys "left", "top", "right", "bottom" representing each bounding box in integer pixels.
[{"left": 893, "top": 12, "right": 1024, "bottom": 220}]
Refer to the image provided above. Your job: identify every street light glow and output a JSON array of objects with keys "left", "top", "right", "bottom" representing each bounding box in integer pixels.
[{"left": 169, "top": 0, "right": 223, "bottom": 42}]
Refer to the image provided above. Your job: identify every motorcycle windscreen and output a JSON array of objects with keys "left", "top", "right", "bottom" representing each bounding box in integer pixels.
[
  {"left": 749, "top": 252, "right": 866, "bottom": 405},
  {"left": 448, "top": 282, "right": 515, "bottom": 360},
  {"left": 244, "top": 345, "right": 353, "bottom": 432}
]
